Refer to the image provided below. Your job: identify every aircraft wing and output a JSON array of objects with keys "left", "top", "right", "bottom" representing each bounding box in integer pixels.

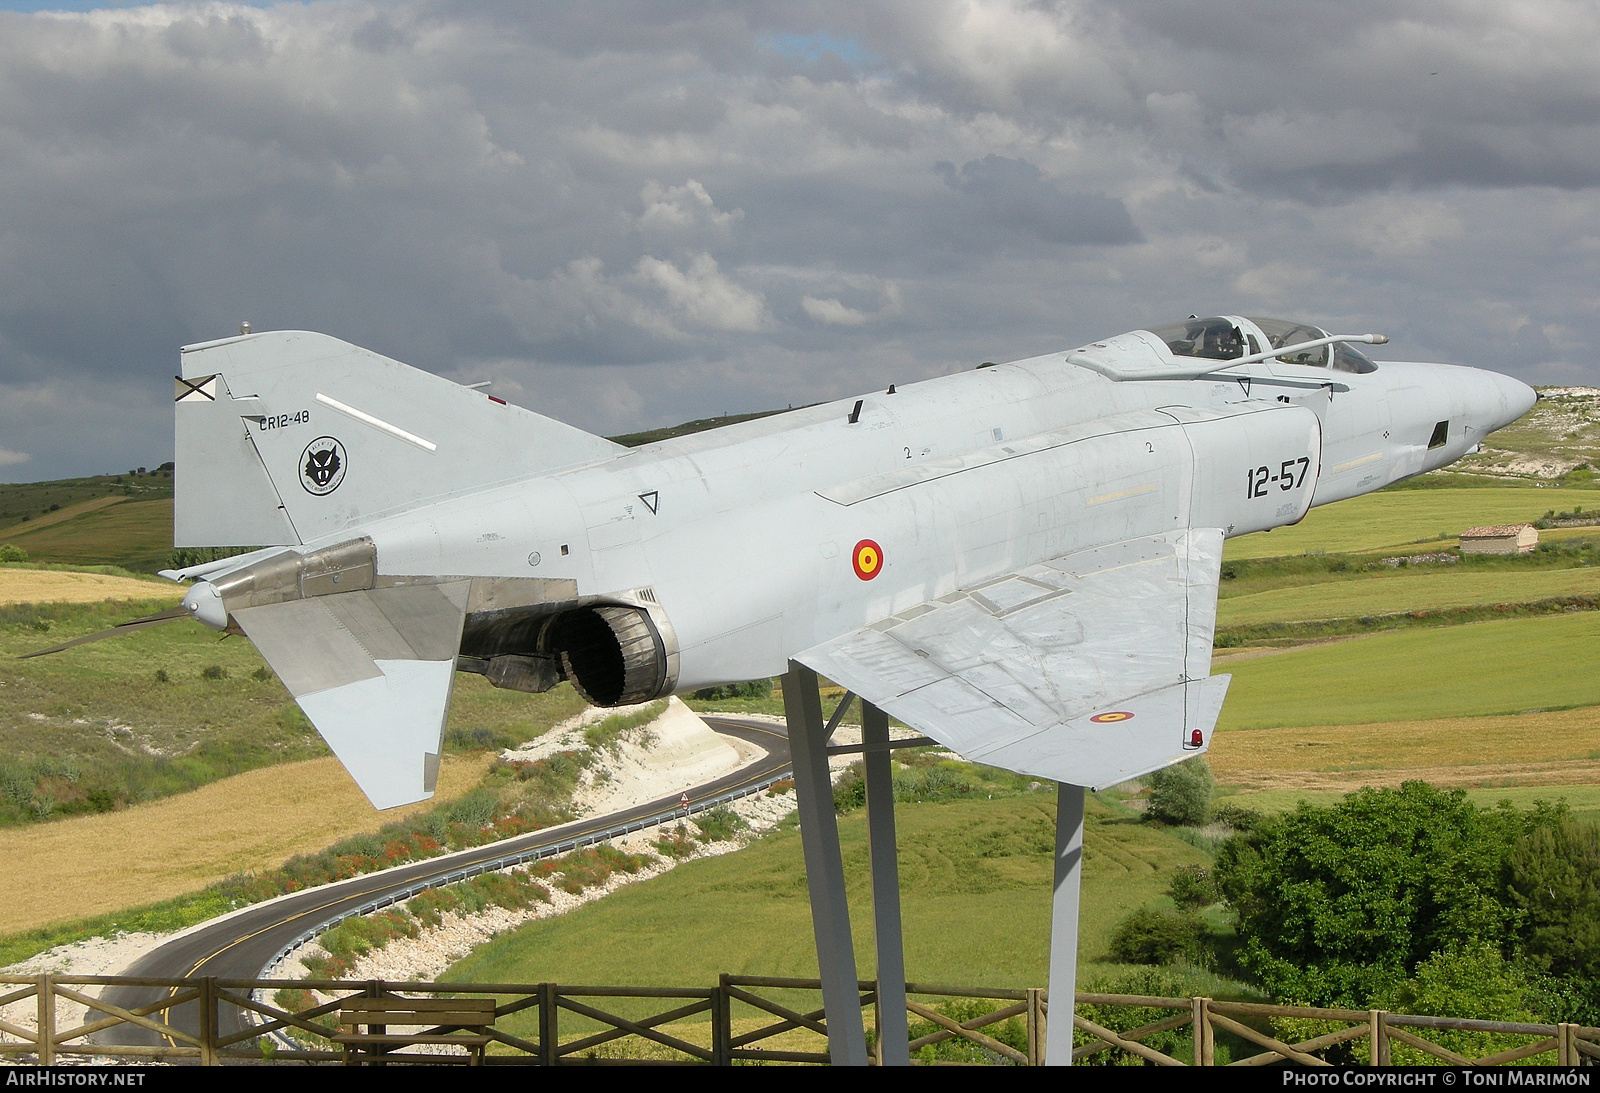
[
  {"left": 232, "top": 580, "right": 470, "bottom": 809},
  {"left": 796, "top": 528, "right": 1229, "bottom": 790}
]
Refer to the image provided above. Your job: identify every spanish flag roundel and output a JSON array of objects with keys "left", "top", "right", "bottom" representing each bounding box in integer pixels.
[
  {"left": 852, "top": 539, "right": 883, "bottom": 580},
  {"left": 1089, "top": 711, "right": 1134, "bottom": 724}
]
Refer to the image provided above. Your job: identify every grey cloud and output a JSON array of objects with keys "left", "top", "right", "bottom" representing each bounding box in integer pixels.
[
  {"left": 0, "top": 0, "right": 1595, "bottom": 482},
  {"left": 936, "top": 155, "right": 1142, "bottom": 245}
]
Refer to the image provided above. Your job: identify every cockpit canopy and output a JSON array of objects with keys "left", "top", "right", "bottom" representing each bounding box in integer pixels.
[{"left": 1147, "top": 316, "right": 1379, "bottom": 374}]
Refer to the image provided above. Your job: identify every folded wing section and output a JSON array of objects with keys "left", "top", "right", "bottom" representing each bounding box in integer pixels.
[
  {"left": 232, "top": 581, "right": 470, "bottom": 809},
  {"left": 798, "top": 529, "right": 1229, "bottom": 790}
]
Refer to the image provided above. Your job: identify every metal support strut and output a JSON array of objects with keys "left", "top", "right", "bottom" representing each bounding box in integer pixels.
[
  {"left": 782, "top": 661, "right": 868, "bottom": 1065},
  {"left": 863, "top": 700, "right": 910, "bottom": 1065},
  {"left": 1046, "top": 782, "right": 1086, "bottom": 1066}
]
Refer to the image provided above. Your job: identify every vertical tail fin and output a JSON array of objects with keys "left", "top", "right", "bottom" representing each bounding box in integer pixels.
[{"left": 175, "top": 330, "right": 621, "bottom": 546}]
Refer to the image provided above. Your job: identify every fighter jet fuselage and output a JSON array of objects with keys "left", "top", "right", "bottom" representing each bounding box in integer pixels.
[{"left": 130, "top": 314, "right": 1535, "bottom": 806}]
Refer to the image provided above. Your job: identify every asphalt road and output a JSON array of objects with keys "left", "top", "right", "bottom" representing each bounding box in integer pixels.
[{"left": 97, "top": 716, "right": 791, "bottom": 1052}]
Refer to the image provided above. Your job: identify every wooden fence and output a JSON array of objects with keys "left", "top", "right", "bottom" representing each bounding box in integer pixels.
[{"left": 2, "top": 974, "right": 1597, "bottom": 1065}]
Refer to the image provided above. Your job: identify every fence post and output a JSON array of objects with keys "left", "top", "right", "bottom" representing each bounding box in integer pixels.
[
  {"left": 199, "top": 977, "right": 217, "bottom": 1066},
  {"left": 1560, "top": 1023, "right": 1571, "bottom": 1067},
  {"left": 36, "top": 975, "right": 53, "bottom": 1066},
  {"left": 538, "top": 983, "right": 557, "bottom": 1067},
  {"left": 1026, "top": 988, "right": 1045, "bottom": 1066},
  {"left": 871, "top": 982, "right": 881, "bottom": 1067},
  {"left": 712, "top": 978, "right": 730, "bottom": 1067},
  {"left": 1373, "top": 1011, "right": 1391, "bottom": 1066},
  {"left": 1194, "top": 997, "right": 1213, "bottom": 1065}
]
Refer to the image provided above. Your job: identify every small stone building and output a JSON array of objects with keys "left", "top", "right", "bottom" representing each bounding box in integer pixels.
[{"left": 1459, "top": 524, "right": 1539, "bottom": 555}]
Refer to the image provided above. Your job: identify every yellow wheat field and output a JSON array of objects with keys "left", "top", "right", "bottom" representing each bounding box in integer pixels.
[
  {"left": 1208, "top": 706, "right": 1600, "bottom": 793},
  {"left": 0, "top": 567, "right": 178, "bottom": 606},
  {"left": 0, "top": 755, "right": 482, "bottom": 935}
]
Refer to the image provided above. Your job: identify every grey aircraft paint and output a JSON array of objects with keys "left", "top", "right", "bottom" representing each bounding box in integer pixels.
[{"left": 142, "top": 316, "right": 1536, "bottom": 809}]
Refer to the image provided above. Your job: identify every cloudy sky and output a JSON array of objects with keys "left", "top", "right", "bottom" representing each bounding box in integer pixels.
[{"left": 1, "top": 0, "right": 1597, "bottom": 480}]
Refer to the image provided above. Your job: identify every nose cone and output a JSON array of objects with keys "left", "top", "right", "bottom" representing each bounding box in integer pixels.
[{"left": 1483, "top": 370, "right": 1537, "bottom": 434}]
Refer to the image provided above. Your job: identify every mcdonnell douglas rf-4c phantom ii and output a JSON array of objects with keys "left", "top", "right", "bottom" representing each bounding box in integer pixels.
[
  {"left": 104, "top": 313, "right": 1531, "bottom": 810},
  {"left": 31, "top": 312, "right": 1534, "bottom": 1063}
]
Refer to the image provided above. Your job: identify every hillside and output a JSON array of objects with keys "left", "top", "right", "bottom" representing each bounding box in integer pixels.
[{"left": 0, "top": 466, "right": 174, "bottom": 574}]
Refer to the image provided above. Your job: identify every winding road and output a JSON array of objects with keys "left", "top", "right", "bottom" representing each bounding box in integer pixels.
[{"left": 99, "top": 716, "right": 791, "bottom": 1048}]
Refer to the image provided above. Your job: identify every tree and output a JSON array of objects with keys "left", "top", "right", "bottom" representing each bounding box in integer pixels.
[
  {"left": 1506, "top": 818, "right": 1600, "bottom": 979},
  {"left": 1214, "top": 782, "right": 1527, "bottom": 1007},
  {"left": 1146, "top": 757, "right": 1212, "bottom": 826}
]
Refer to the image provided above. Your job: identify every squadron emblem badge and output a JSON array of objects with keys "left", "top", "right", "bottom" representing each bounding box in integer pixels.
[{"left": 300, "top": 436, "right": 347, "bottom": 495}]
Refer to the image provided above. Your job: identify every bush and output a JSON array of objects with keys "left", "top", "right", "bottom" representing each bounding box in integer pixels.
[
  {"left": 1388, "top": 943, "right": 1544, "bottom": 1064},
  {"left": 906, "top": 997, "right": 1028, "bottom": 1064},
  {"left": 0, "top": 544, "right": 27, "bottom": 562},
  {"left": 444, "top": 726, "right": 497, "bottom": 751},
  {"left": 200, "top": 664, "right": 227, "bottom": 680},
  {"left": 1109, "top": 907, "right": 1204, "bottom": 965},
  {"left": 166, "top": 546, "right": 256, "bottom": 569},
  {"left": 833, "top": 763, "right": 866, "bottom": 813},
  {"left": 1167, "top": 865, "right": 1219, "bottom": 909},
  {"left": 1214, "top": 783, "right": 1546, "bottom": 1007},
  {"left": 653, "top": 825, "right": 697, "bottom": 860},
  {"left": 445, "top": 789, "right": 498, "bottom": 828},
  {"left": 1146, "top": 758, "right": 1212, "bottom": 826},
  {"left": 1212, "top": 804, "right": 1263, "bottom": 832},
  {"left": 694, "top": 805, "right": 747, "bottom": 842},
  {"left": 691, "top": 679, "right": 773, "bottom": 701}
]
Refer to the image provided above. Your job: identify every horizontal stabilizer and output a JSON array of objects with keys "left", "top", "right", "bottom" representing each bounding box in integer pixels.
[
  {"left": 798, "top": 529, "right": 1228, "bottom": 789},
  {"left": 234, "top": 581, "right": 469, "bottom": 808}
]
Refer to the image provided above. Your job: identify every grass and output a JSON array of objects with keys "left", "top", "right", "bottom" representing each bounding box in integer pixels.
[
  {"left": 0, "top": 498, "right": 175, "bottom": 573},
  {"left": 0, "top": 590, "right": 592, "bottom": 827},
  {"left": 1217, "top": 611, "right": 1600, "bottom": 730},
  {"left": 0, "top": 596, "right": 330, "bottom": 823},
  {"left": 1217, "top": 563, "right": 1600, "bottom": 627},
  {"left": 1223, "top": 487, "right": 1558, "bottom": 560},
  {"left": 0, "top": 468, "right": 172, "bottom": 536},
  {"left": 443, "top": 792, "right": 1208, "bottom": 1001}
]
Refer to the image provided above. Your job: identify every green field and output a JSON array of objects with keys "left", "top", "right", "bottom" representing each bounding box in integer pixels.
[
  {"left": 0, "top": 468, "right": 171, "bottom": 535},
  {"left": 1217, "top": 563, "right": 1600, "bottom": 626},
  {"left": 2, "top": 498, "right": 174, "bottom": 573},
  {"left": 445, "top": 794, "right": 1208, "bottom": 994},
  {"left": 1218, "top": 610, "right": 1600, "bottom": 730},
  {"left": 1224, "top": 487, "right": 1559, "bottom": 559}
]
